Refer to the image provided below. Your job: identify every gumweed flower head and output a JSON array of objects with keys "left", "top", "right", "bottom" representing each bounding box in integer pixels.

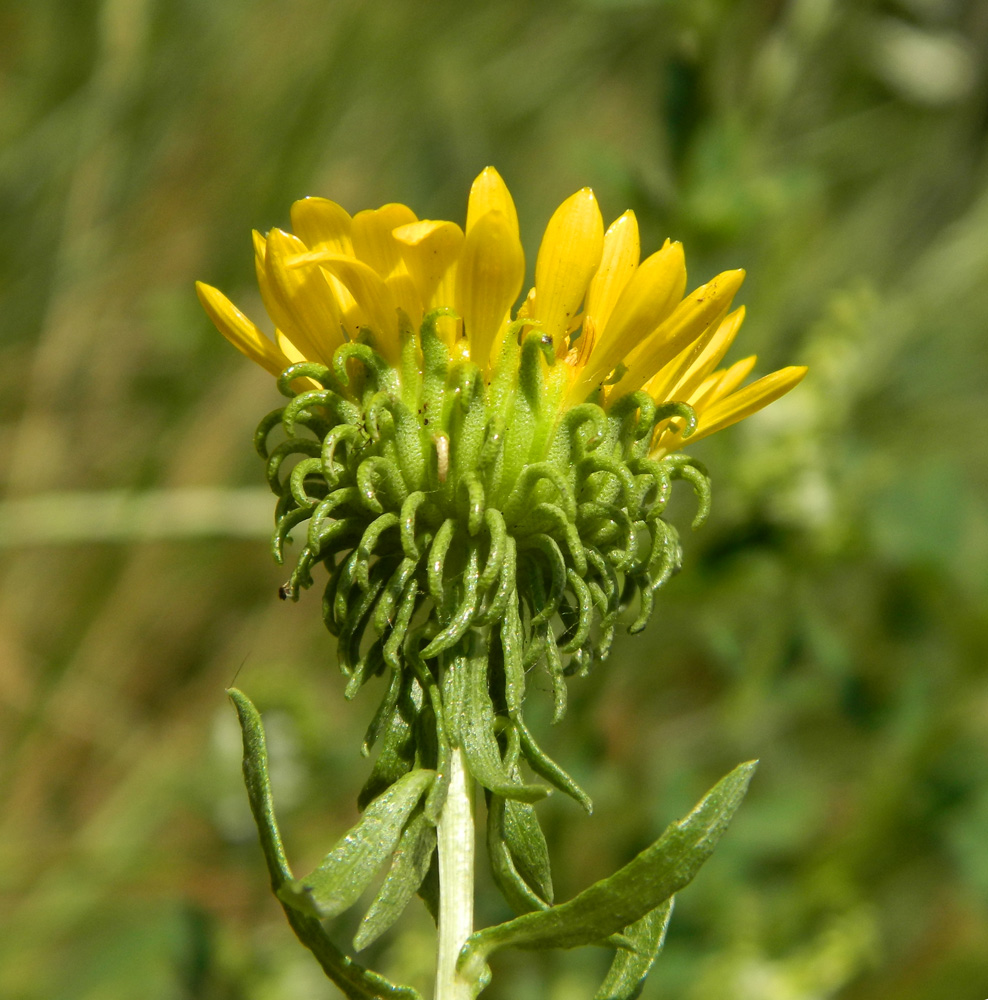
[{"left": 198, "top": 168, "right": 805, "bottom": 820}]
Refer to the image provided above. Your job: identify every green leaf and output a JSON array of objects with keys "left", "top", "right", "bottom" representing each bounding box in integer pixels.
[
  {"left": 458, "top": 761, "right": 756, "bottom": 991},
  {"left": 487, "top": 794, "right": 550, "bottom": 916},
  {"left": 357, "top": 678, "right": 421, "bottom": 810},
  {"left": 228, "top": 688, "right": 422, "bottom": 1000},
  {"left": 279, "top": 767, "right": 435, "bottom": 919},
  {"left": 228, "top": 688, "right": 293, "bottom": 885},
  {"left": 594, "top": 899, "right": 674, "bottom": 1000},
  {"left": 353, "top": 810, "right": 437, "bottom": 952},
  {"left": 503, "top": 798, "right": 553, "bottom": 904},
  {"left": 446, "top": 647, "right": 550, "bottom": 804},
  {"left": 418, "top": 848, "right": 440, "bottom": 925},
  {"left": 516, "top": 716, "right": 592, "bottom": 814}
]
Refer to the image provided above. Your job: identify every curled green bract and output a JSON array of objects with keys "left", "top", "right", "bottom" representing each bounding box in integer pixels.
[{"left": 255, "top": 315, "right": 711, "bottom": 921}]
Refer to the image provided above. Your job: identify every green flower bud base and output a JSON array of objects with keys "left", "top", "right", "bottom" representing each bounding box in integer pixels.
[{"left": 259, "top": 312, "right": 709, "bottom": 796}]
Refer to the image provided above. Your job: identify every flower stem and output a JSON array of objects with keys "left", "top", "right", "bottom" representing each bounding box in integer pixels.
[{"left": 435, "top": 746, "right": 476, "bottom": 1000}]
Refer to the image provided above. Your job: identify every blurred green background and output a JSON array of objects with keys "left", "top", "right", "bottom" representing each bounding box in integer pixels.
[{"left": 2, "top": 0, "right": 988, "bottom": 997}]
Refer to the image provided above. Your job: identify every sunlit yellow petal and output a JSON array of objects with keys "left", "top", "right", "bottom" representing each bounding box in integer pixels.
[
  {"left": 275, "top": 328, "right": 308, "bottom": 366},
  {"left": 350, "top": 205, "right": 422, "bottom": 325},
  {"left": 616, "top": 269, "right": 745, "bottom": 395},
  {"left": 196, "top": 281, "right": 290, "bottom": 376},
  {"left": 533, "top": 188, "right": 604, "bottom": 347},
  {"left": 254, "top": 229, "right": 340, "bottom": 362},
  {"left": 655, "top": 357, "right": 758, "bottom": 449},
  {"left": 253, "top": 230, "right": 287, "bottom": 335},
  {"left": 647, "top": 306, "right": 746, "bottom": 403},
  {"left": 691, "top": 354, "right": 757, "bottom": 410},
  {"left": 585, "top": 211, "right": 640, "bottom": 333},
  {"left": 394, "top": 220, "right": 465, "bottom": 308},
  {"left": 689, "top": 366, "right": 809, "bottom": 443},
  {"left": 455, "top": 209, "right": 525, "bottom": 369},
  {"left": 203, "top": 173, "right": 806, "bottom": 459},
  {"left": 466, "top": 167, "right": 519, "bottom": 238},
  {"left": 569, "top": 315, "right": 597, "bottom": 368},
  {"left": 516, "top": 286, "right": 536, "bottom": 320},
  {"left": 352, "top": 203, "right": 418, "bottom": 277},
  {"left": 265, "top": 228, "right": 343, "bottom": 365},
  {"left": 652, "top": 356, "right": 760, "bottom": 456},
  {"left": 290, "top": 197, "right": 353, "bottom": 253},
  {"left": 570, "top": 241, "right": 686, "bottom": 399},
  {"left": 289, "top": 250, "right": 400, "bottom": 362},
  {"left": 289, "top": 197, "right": 358, "bottom": 320}
]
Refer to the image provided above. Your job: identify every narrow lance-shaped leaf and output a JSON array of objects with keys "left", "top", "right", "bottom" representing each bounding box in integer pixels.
[
  {"left": 279, "top": 767, "right": 436, "bottom": 919},
  {"left": 516, "top": 716, "right": 592, "bottom": 814},
  {"left": 487, "top": 794, "right": 550, "bottom": 917},
  {"left": 357, "top": 678, "right": 421, "bottom": 810},
  {"left": 502, "top": 797, "right": 553, "bottom": 904},
  {"left": 446, "top": 646, "right": 550, "bottom": 804},
  {"left": 458, "top": 761, "right": 757, "bottom": 992},
  {"left": 594, "top": 899, "right": 674, "bottom": 1000},
  {"left": 227, "top": 688, "right": 422, "bottom": 1000},
  {"left": 353, "top": 810, "right": 438, "bottom": 952}
]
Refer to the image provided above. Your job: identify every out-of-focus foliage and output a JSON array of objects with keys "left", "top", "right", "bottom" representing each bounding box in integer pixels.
[{"left": 1, "top": 1, "right": 987, "bottom": 998}]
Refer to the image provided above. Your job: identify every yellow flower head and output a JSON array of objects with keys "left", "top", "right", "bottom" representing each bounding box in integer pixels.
[
  {"left": 197, "top": 169, "right": 809, "bottom": 879},
  {"left": 198, "top": 166, "right": 805, "bottom": 461},
  {"left": 196, "top": 169, "right": 807, "bottom": 746}
]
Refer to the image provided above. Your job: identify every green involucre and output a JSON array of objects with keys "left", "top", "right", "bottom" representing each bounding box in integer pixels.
[{"left": 255, "top": 312, "right": 711, "bottom": 916}]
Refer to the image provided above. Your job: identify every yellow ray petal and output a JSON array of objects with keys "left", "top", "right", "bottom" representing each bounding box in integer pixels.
[
  {"left": 573, "top": 241, "right": 687, "bottom": 398},
  {"left": 351, "top": 204, "right": 422, "bottom": 325},
  {"left": 570, "top": 314, "right": 597, "bottom": 368},
  {"left": 255, "top": 230, "right": 342, "bottom": 362},
  {"left": 387, "top": 271, "right": 425, "bottom": 330},
  {"left": 533, "top": 188, "right": 604, "bottom": 347},
  {"left": 646, "top": 305, "right": 746, "bottom": 403},
  {"left": 196, "top": 281, "right": 290, "bottom": 376},
  {"left": 690, "top": 354, "right": 758, "bottom": 411},
  {"left": 289, "top": 198, "right": 359, "bottom": 320},
  {"left": 275, "top": 328, "right": 308, "bottom": 366},
  {"left": 290, "top": 197, "right": 353, "bottom": 253},
  {"left": 455, "top": 209, "right": 525, "bottom": 370},
  {"left": 585, "top": 210, "right": 640, "bottom": 334},
  {"left": 265, "top": 228, "right": 343, "bottom": 365},
  {"left": 393, "top": 219, "right": 465, "bottom": 308},
  {"left": 616, "top": 269, "right": 745, "bottom": 395},
  {"left": 652, "top": 356, "right": 764, "bottom": 456},
  {"left": 688, "top": 366, "right": 809, "bottom": 443},
  {"left": 253, "top": 230, "right": 289, "bottom": 338},
  {"left": 352, "top": 203, "right": 418, "bottom": 277},
  {"left": 652, "top": 357, "right": 758, "bottom": 451},
  {"left": 466, "top": 166, "right": 519, "bottom": 238},
  {"left": 289, "top": 250, "right": 400, "bottom": 363}
]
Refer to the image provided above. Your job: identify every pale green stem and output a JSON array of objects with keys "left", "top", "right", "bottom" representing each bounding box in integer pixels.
[{"left": 435, "top": 746, "right": 476, "bottom": 1000}]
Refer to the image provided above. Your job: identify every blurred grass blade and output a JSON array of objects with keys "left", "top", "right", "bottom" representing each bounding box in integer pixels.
[
  {"left": 594, "top": 898, "right": 674, "bottom": 1000},
  {"left": 0, "top": 488, "right": 273, "bottom": 546},
  {"left": 229, "top": 688, "right": 423, "bottom": 1000},
  {"left": 458, "top": 761, "right": 756, "bottom": 992}
]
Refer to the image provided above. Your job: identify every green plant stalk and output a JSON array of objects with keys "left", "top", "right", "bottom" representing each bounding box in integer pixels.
[{"left": 435, "top": 747, "right": 476, "bottom": 1000}]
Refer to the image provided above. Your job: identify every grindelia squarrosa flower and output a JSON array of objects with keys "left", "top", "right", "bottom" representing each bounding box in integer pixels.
[{"left": 197, "top": 166, "right": 805, "bottom": 839}]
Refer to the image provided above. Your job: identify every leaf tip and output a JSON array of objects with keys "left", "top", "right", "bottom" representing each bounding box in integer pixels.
[
  {"left": 737, "top": 759, "right": 759, "bottom": 782},
  {"left": 226, "top": 687, "right": 256, "bottom": 725}
]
